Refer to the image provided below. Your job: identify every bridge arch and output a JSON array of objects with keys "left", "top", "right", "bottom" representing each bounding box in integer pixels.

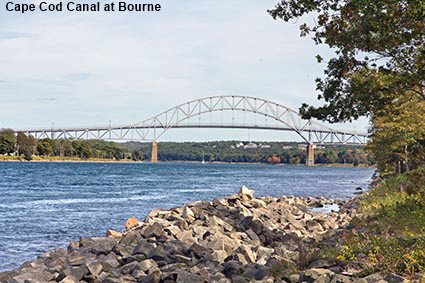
[
  {"left": 19, "top": 95, "right": 368, "bottom": 165},
  {"left": 20, "top": 95, "right": 367, "bottom": 145},
  {"left": 132, "top": 95, "right": 322, "bottom": 143}
]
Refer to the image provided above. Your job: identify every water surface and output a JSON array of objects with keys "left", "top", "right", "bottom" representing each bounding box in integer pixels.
[{"left": 0, "top": 162, "right": 373, "bottom": 271}]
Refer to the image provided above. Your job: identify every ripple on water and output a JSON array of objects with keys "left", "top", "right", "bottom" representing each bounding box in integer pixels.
[{"left": 0, "top": 162, "right": 373, "bottom": 271}]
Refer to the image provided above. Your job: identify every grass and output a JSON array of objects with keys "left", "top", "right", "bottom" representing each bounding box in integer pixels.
[
  {"left": 338, "top": 167, "right": 425, "bottom": 276},
  {"left": 0, "top": 155, "right": 136, "bottom": 162}
]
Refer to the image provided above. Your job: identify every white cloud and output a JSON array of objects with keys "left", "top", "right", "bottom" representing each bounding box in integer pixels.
[{"left": 0, "top": 0, "right": 369, "bottom": 140}]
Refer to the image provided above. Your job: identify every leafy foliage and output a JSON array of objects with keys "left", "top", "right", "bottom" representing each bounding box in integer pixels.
[
  {"left": 366, "top": 96, "right": 425, "bottom": 172},
  {"left": 0, "top": 131, "right": 371, "bottom": 164},
  {"left": 269, "top": 0, "right": 425, "bottom": 122},
  {"left": 0, "top": 131, "right": 136, "bottom": 160},
  {"left": 122, "top": 141, "right": 371, "bottom": 165},
  {"left": 0, "top": 129, "right": 16, "bottom": 155},
  {"left": 339, "top": 168, "right": 425, "bottom": 275}
]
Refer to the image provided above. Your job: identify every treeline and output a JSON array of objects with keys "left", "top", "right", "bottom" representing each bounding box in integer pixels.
[
  {"left": 0, "top": 129, "right": 142, "bottom": 161},
  {"left": 0, "top": 130, "right": 371, "bottom": 165},
  {"left": 122, "top": 141, "right": 372, "bottom": 165}
]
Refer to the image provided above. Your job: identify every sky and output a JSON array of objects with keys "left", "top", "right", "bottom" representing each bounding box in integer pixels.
[{"left": 0, "top": 0, "right": 370, "bottom": 142}]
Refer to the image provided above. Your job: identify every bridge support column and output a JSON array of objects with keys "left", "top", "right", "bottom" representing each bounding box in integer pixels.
[
  {"left": 151, "top": 140, "right": 158, "bottom": 163},
  {"left": 306, "top": 143, "right": 314, "bottom": 166}
]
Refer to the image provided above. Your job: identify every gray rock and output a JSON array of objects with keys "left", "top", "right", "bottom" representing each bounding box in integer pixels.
[
  {"left": 211, "top": 250, "right": 228, "bottom": 263},
  {"left": 86, "top": 259, "right": 103, "bottom": 277},
  {"left": 66, "top": 255, "right": 86, "bottom": 266},
  {"left": 67, "top": 241, "right": 79, "bottom": 253},
  {"left": 330, "top": 274, "right": 352, "bottom": 283},
  {"left": 138, "top": 273, "right": 160, "bottom": 283},
  {"left": 240, "top": 264, "right": 266, "bottom": 280},
  {"left": 222, "top": 261, "right": 242, "bottom": 277},
  {"left": 146, "top": 246, "right": 167, "bottom": 261},
  {"left": 164, "top": 225, "right": 181, "bottom": 236},
  {"left": 59, "top": 275, "right": 79, "bottom": 283},
  {"left": 383, "top": 273, "right": 408, "bottom": 283},
  {"left": 240, "top": 216, "right": 253, "bottom": 230},
  {"left": 188, "top": 243, "right": 212, "bottom": 259},
  {"left": 160, "top": 263, "right": 187, "bottom": 272},
  {"left": 175, "top": 229, "right": 195, "bottom": 243},
  {"left": 364, "top": 273, "right": 385, "bottom": 283},
  {"left": 256, "top": 246, "right": 274, "bottom": 260},
  {"left": 119, "top": 261, "right": 143, "bottom": 275},
  {"left": 308, "top": 258, "right": 336, "bottom": 268},
  {"left": 172, "top": 254, "right": 193, "bottom": 264},
  {"left": 139, "top": 259, "right": 158, "bottom": 272},
  {"left": 80, "top": 237, "right": 117, "bottom": 255},
  {"left": 120, "top": 231, "right": 140, "bottom": 246},
  {"left": 66, "top": 265, "right": 89, "bottom": 281},
  {"left": 303, "top": 268, "right": 334, "bottom": 280},
  {"left": 102, "top": 253, "right": 121, "bottom": 271},
  {"left": 115, "top": 244, "right": 134, "bottom": 258},
  {"left": 230, "top": 275, "right": 249, "bottom": 283},
  {"left": 132, "top": 269, "right": 147, "bottom": 279},
  {"left": 10, "top": 270, "right": 54, "bottom": 283},
  {"left": 104, "top": 276, "right": 138, "bottom": 283},
  {"left": 143, "top": 223, "right": 163, "bottom": 238},
  {"left": 245, "top": 229, "right": 260, "bottom": 242},
  {"left": 239, "top": 185, "right": 255, "bottom": 199},
  {"left": 176, "top": 270, "right": 204, "bottom": 283},
  {"left": 288, "top": 273, "right": 301, "bottom": 283},
  {"left": 133, "top": 240, "right": 156, "bottom": 256},
  {"left": 182, "top": 207, "right": 195, "bottom": 219},
  {"left": 315, "top": 273, "right": 333, "bottom": 283},
  {"left": 236, "top": 245, "right": 256, "bottom": 263}
]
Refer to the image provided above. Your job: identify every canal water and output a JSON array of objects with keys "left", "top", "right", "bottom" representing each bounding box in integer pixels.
[{"left": 0, "top": 162, "right": 373, "bottom": 271}]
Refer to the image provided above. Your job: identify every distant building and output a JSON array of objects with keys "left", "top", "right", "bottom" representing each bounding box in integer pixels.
[
  {"left": 298, "top": 144, "right": 308, "bottom": 150},
  {"left": 260, "top": 144, "right": 271, "bottom": 149},
  {"left": 244, "top": 143, "right": 258, "bottom": 149},
  {"left": 297, "top": 144, "right": 324, "bottom": 150},
  {"left": 234, "top": 142, "right": 244, "bottom": 148},
  {"left": 282, "top": 145, "right": 294, "bottom": 150}
]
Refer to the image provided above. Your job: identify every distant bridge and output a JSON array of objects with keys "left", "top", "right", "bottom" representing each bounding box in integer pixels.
[{"left": 17, "top": 96, "right": 369, "bottom": 165}]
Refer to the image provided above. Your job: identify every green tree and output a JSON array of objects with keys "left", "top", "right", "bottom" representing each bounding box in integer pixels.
[
  {"left": 367, "top": 96, "right": 425, "bottom": 173},
  {"left": 0, "top": 129, "right": 16, "bottom": 155},
  {"left": 54, "top": 139, "right": 74, "bottom": 157},
  {"left": 131, "top": 150, "right": 143, "bottom": 161},
  {"left": 37, "top": 138, "right": 54, "bottom": 156},
  {"left": 269, "top": 0, "right": 425, "bottom": 122},
  {"left": 72, "top": 140, "right": 92, "bottom": 159},
  {"left": 16, "top": 132, "right": 37, "bottom": 156}
]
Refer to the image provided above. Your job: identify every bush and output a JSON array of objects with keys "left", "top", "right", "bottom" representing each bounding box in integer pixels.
[
  {"left": 339, "top": 169, "right": 425, "bottom": 275},
  {"left": 404, "top": 167, "right": 425, "bottom": 195},
  {"left": 24, "top": 152, "right": 33, "bottom": 161}
]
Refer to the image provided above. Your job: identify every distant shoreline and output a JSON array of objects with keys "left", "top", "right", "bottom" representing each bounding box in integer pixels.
[{"left": 0, "top": 156, "right": 373, "bottom": 168}]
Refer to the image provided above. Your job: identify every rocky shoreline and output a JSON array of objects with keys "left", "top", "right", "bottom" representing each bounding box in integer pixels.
[{"left": 0, "top": 186, "right": 408, "bottom": 283}]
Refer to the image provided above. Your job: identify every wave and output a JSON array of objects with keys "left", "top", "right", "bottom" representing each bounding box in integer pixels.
[{"left": 0, "top": 194, "right": 166, "bottom": 209}]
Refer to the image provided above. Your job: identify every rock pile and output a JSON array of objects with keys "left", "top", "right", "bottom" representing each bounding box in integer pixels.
[{"left": 0, "top": 186, "right": 408, "bottom": 283}]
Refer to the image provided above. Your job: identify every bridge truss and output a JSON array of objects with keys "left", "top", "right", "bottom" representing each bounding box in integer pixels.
[{"left": 18, "top": 96, "right": 368, "bottom": 145}]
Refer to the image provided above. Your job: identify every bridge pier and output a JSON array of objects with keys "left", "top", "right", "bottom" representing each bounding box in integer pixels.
[
  {"left": 306, "top": 143, "right": 314, "bottom": 166},
  {"left": 151, "top": 140, "right": 158, "bottom": 163}
]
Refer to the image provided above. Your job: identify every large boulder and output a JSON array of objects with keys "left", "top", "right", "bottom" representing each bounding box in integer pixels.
[
  {"left": 176, "top": 270, "right": 204, "bottom": 283},
  {"left": 125, "top": 217, "right": 140, "bottom": 229},
  {"left": 80, "top": 237, "right": 117, "bottom": 255},
  {"left": 239, "top": 185, "right": 255, "bottom": 199}
]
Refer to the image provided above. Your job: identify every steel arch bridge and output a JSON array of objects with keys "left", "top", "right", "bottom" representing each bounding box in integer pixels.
[{"left": 19, "top": 95, "right": 368, "bottom": 145}]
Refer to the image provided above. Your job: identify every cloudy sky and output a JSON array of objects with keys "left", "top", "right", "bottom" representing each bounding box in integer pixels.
[{"left": 0, "top": 0, "right": 369, "bottom": 142}]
